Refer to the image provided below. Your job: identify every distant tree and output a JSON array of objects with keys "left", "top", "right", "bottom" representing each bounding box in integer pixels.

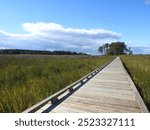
[
  {"left": 98, "top": 41, "right": 132, "bottom": 55},
  {"left": 128, "top": 47, "right": 133, "bottom": 55},
  {"left": 98, "top": 46, "right": 104, "bottom": 54},
  {"left": 103, "top": 43, "right": 109, "bottom": 54},
  {"left": 98, "top": 43, "right": 109, "bottom": 55}
]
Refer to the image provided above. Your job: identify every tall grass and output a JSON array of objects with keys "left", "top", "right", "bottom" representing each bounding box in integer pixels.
[
  {"left": 121, "top": 55, "right": 150, "bottom": 111},
  {"left": 0, "top": 55, "right": 113, "bottom": 112}
]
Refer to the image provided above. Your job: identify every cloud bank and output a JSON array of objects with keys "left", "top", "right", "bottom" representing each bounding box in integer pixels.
[{"left": 0, "top": 22, "right": 121, "bottom": 54}]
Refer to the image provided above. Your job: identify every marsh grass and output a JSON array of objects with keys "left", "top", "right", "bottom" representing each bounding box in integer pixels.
[
  {"left": 0, "top": 55, "right": 113, "bottom": 112},
  {"left": 121, "top": 55, "right": 150, "bottom": 111}
]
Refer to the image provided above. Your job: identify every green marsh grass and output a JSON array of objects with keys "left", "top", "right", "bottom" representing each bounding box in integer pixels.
[
  {"left": 121, "top": 55, "right": 150, "bottom": 111},
  {"left": 0, "top": 55, "right": 113, "bottom": 112}
]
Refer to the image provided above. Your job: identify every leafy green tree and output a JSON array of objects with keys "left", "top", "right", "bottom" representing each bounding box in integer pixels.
[{"left": 98, "top": 41, "right": 132, "bottom": 55}]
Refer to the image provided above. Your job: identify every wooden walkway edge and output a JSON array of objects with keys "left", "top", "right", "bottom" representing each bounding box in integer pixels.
[{"left": 23, "top": 57, "right": 149, "bottom": 113}]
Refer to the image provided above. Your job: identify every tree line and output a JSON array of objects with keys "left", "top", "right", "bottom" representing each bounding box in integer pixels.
[
  {"left": 0, "top": 49, "right": 88, "bottom": 55},
  {"left": 98, "top": 41, "right": 132, "bottom": 55}
]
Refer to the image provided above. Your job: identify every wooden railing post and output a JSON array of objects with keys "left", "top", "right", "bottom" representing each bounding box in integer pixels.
[
  {"left": 51, "top": 97, "right": 58, "bottom": 104},
  {"left": 69, "top": 87, "right": 73, "bottom": 92}
]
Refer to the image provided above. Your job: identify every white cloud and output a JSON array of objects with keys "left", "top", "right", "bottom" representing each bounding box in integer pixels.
[
  {"left": 22, "top": 22, "right": 63, "bottom": 34},
  {"left": 22, "top": 22, "right": 121, "bottom": 39},
  {"left": 0, "top": 22, "right": 121, "bottom": 54}
]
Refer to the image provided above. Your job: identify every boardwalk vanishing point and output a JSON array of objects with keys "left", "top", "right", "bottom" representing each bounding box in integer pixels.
[{"left": 23, "top": 57, "right": 149, "bottom": 113}]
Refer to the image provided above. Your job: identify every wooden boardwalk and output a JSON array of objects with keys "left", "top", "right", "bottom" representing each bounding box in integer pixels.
[{"left": 24, "top": 57, "right": 149, "bottom": 113}]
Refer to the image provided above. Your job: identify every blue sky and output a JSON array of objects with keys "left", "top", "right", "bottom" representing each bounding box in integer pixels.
[{"left": 0, "top": 0, "right": 150, "bottom": 54}]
